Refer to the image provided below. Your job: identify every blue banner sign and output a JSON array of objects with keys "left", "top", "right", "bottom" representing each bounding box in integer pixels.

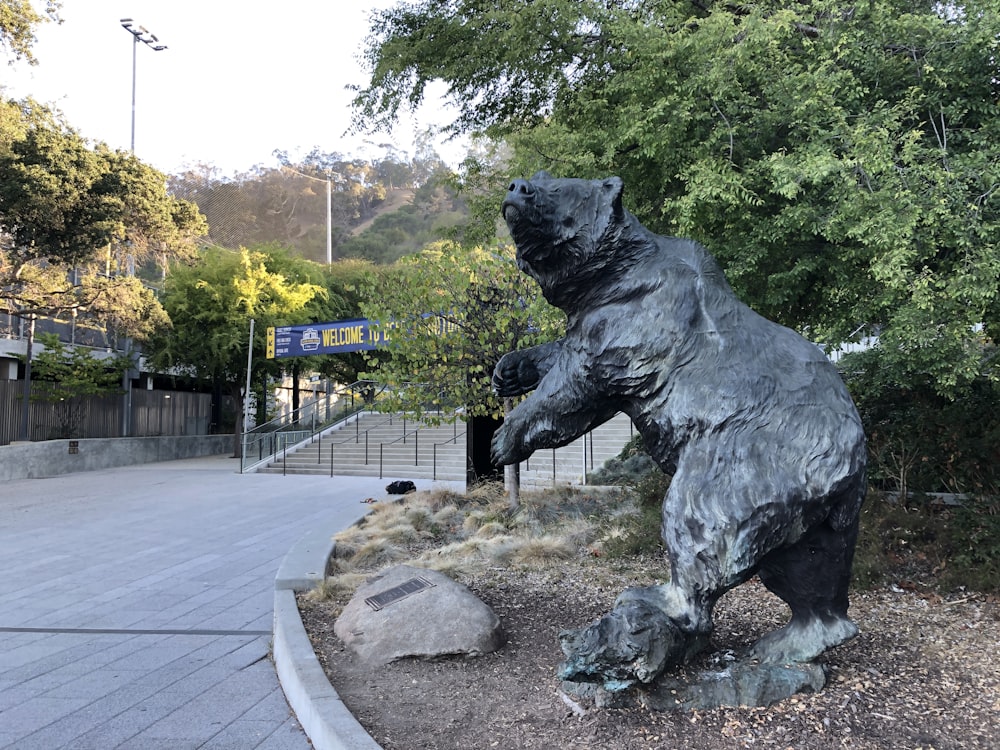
[{"left": 266, "top": 319, "right": 389, "bottom": 358}]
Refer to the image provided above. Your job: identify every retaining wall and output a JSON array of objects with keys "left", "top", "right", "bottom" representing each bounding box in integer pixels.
[{"left": 0, "top": 435, "right": 235, "bottom": 481}]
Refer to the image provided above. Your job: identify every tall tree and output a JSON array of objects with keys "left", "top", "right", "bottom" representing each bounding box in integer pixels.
[
  {"left": 309, "top": 258, "right": 379, "bottom": 385},
  {"left": 354, "top": 0, "right": 1000, "bottom": 397},
  {"left": 145, "top": 246, "right": 325, "bottom": 455},
  {"left": 0, "top": 97, "right": 206, "bottom": 326},
  {"left": 0, "top": 0, "right": 60, "bottom": 65},
  {"left": 1, "top": 97, "right": 205, "bottom": 440},
  {"left": 358, "top": 240, "right": 561, "bottom": 418},
  {"left": 357, "top": 240, "right": 562, "bottom": 496}
]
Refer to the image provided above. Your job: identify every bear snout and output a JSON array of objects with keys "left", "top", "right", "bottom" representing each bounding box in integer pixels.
[
  {"left": 508, "top": 178, "right": 535, "bottom": 197},
  {"left": 503, "top": 179, "right": 536, "bottom": 226}
]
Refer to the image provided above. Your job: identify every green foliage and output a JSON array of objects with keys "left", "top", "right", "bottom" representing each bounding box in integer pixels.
[
  {"left": 853, "top": 494, "right": 1000, "bottom": 593},
  {"left": 597, "top": 483, "right": 665, "bottom": 559},
  {"left": 23, "top": 333, "right": 127, "bottom": 438},
  {"left": 356, "top": 0, "right": 1000, "bottom": 399},
  {"left": 0, "top": 98, "right": 204, "bottom": 275},
  {"left": 598, "top": 503, "right": 663, "bottom": 559},
  {"left": 846, "top": 348, "right": 1000, "bottom": 497},
  {"left": 0, "top": 97, "right": 206, "bottom": 345},
  {"left": 588, "top": 434, "right": 657, "bottom": 486},
  {"left": 357, "top": 240, "right": 563, "bottom": 420},
  {"left": 340, "top": 181, "right": 467, "bottom": 264},
  {"left": 27, "top": 332, "right": 125, "bottom": 401},
  {"left": 0, "top": 106, "right": 124, "bottom": 268},
  {"left": 589, "top": 435, "right": 669, "bottom": 558},
  {"left": 307, "top": 258, "right": 379, "bottom": 385},
  {"left": 146, "top": 246, "right": 326, "bottom": 443},
  {"left": 0, "top": 0, "right": 60, "bottom": 65}
]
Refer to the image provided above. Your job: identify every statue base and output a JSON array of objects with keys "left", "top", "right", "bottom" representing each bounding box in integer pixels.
[{"left": 562, "top": 652, "right": 826, "bottom": 711}]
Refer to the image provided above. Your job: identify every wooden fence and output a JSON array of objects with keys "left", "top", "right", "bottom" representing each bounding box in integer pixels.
[{"left": 0, "top": 381, "right": 220, "bottom": 445}]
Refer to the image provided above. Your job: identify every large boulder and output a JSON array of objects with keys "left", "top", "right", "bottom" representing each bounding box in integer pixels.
[{"left": 334, "top": 564, "right": 505, "bottom": 665}]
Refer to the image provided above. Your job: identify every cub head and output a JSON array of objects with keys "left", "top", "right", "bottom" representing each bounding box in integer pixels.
[{"left": 501, "top": 172, "right": 625, "bottom": 305}]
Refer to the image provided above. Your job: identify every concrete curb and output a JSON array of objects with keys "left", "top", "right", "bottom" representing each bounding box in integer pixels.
[
  {"left": 275, "top": 521, "right": 339, "bottom": 592},
  {"left": 273, "top": 520, "right": 383, "bottom": 750}
]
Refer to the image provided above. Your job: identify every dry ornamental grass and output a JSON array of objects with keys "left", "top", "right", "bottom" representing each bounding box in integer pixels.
[{"left": 299, "top": 486, "right": 1000, "bottom": 750}]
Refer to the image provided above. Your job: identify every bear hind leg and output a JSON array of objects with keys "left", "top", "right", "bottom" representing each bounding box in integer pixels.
[{"left": 752, "top": 511, "right": 861, "bottom": 664}]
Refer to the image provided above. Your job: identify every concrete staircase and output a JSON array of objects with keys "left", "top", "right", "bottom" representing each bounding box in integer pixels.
[
  {"left": 257, "top": 412, "right": 467, "bottom": 481},
  {"left": 518, "top": 412, "right": 635, "bottom": 487},
  {"left": 256, "top": 411, "right": 635, "bottom": 486}
]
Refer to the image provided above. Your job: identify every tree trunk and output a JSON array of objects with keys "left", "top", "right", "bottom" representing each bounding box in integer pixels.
[{"left": 503, "top": 397, "right": 520, "bottom": 510}]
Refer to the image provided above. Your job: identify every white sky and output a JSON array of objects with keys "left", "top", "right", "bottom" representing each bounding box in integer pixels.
[{"left": 3, "top": 1, "right": 463, "bottom": 176}]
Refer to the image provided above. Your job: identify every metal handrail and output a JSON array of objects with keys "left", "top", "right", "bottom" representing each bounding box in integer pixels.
[
  {"left": 432, "top": 428, "right": 466, "bottom": 480},
  {"left": 240, "top": 379, "right": 384, "bottom": 473},
  {"left": 328, "top": 414, "right": 396, "bottom": 448},
  {"left": 374, "top": 415, "right": 464, "bottom": 479},
  {"left": 378, "top": 428, "right": 422, "bottom": 479},
  {"left": 319, "top": 411, "right": 463, "bottom": 477},
  {"left": 523, "top": 416, "right": 634, "bottom": 486}
]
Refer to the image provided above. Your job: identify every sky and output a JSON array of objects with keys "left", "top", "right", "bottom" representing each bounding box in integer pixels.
[{"left": 3, "top": 1, "right": 463, "bottom": 176}]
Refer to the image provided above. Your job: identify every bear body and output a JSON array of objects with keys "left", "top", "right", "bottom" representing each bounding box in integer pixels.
[{"left": 492, "top": 173, "right": 866, "bottom": 676}]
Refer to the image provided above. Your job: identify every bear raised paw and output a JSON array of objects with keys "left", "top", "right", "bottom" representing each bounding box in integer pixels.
[{"left": 492, "top": 173, "right": 867, "bottom": 689}]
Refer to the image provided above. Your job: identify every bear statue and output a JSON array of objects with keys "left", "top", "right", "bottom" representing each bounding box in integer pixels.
[{"left": 491, "top": 172, "right": 867, "bottom": 691}]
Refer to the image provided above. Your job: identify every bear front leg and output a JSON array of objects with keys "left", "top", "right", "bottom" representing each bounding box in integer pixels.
[
  {"left": 490, "top": 404, "right": 572, "bottom": 466},
  {"left": 491, "top": 351, "right": 617, "bottom": 466},
  {"left": 492, "top": 341, "right": 561, "bottom": 398}
]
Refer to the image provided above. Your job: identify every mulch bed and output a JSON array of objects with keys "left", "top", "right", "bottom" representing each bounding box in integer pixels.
[{"left": 300, "top": 560, "right": 1000, "bottom": 750}]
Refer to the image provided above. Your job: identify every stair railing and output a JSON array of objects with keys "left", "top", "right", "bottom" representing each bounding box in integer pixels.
[
  {"left": 240, "top": 379, "right": 384, "bottom": 473},
  {"left": 432, "top": 427, "right": 466, "bottom": 481},
  {"left": 378, "top": 427, "right": 422, "bottom": 479}
]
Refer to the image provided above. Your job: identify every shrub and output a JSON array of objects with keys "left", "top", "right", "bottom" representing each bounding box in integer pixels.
[
  {"left": 852, "top": 493, "right": 1000, "bottom": 593},
  {"left": 845, "top": 351, "right": 1000, "bottom": 497}
]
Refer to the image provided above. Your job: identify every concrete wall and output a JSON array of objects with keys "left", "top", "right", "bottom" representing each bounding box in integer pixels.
[{"left": 0, "top": 435, "right": 235, "bottom": 481}]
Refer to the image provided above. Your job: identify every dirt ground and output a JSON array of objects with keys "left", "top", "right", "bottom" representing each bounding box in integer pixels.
[{"left": 300, "top": 558, "right": 1000, "bottom": 750}]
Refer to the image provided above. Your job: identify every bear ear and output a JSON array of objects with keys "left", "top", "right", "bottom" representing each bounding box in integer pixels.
[
  {"left": 531, "top": 170, "right": 554, "bottom": 182},
  {"left": 603, "top": 177, "right": 624, "bottom": 219}
]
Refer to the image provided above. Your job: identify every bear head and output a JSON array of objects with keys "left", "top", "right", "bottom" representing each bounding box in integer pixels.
[{"left": 502, "top": 172, "right": 626, "bottom": 307}]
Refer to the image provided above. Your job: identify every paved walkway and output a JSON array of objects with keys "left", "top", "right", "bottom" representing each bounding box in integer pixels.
[{"left": 0, "top": 455, "right": 445, "bottom": 749}]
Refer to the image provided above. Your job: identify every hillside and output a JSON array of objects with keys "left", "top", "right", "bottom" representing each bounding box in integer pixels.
[{"left": 349, "top": 189, "right": 415, "bottom": 237}]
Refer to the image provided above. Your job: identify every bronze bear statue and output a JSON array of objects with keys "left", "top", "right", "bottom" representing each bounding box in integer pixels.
[{"left": 491, "top": 172, "right": 866, "bottom": 688}]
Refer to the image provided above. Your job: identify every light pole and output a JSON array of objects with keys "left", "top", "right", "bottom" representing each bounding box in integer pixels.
[
  {"left": 120, "top": 18, "right": 167, "bottom": 153},
  {"left": 118, "top": 19, "right": 166, "bottom": 438},
  {"left": 281, "top": 166, "right": 334, "bottom": 264}
]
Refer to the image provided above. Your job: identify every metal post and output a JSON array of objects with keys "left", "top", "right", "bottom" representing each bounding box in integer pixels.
[
  {"left": 243, "top": 318, "right": 255, "bottom": 443},
  {"left": 18, "top": 315, "right": 35, "bottom": 442},
  {"left": 121, "top": 340, "right": 133, "bottom": 438},
  {"left": 326, "top": 174, "right": 333, "bottom": 264},
  {"left": 129, "top": 31, "right": 136, "bottom": 151},
  {"left": 120, "top": 19, "right": 167, "bottom": 154}
]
